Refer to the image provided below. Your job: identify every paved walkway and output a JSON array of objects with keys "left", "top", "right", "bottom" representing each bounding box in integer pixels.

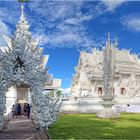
[{"left": 0, "top": 117, "right": 42, "bottom": 139}]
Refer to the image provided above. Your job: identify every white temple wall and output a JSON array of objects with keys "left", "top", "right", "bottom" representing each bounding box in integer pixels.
[
  {"left": 113, "top": 77, "right": 119, "bottom": 96},
  {"left": 60, "top": 97, "right": 103, "bottom": 113},
  {"left": 70, "top": 72, "right": 140, "bottom": 113},
  {"left": 91, "top": 81, "right": 97, "bottom": 96},
  {"left": 61, "top": 96, "right": 140, "bottom": 113},
  {"left": 74, "top": 73, "right": 140, "bottom": 99},
  {"left": 76, "top": 83, "right": 81, "bottom": 96},
  {"left": 71, "top": 48, "right": 140, "bottom": 113},
  {"left": 5, "top": 86, "right": 17, "bottom": 114},
  {"left": 79, "top": 70, "right": 87, "bottom": 82},
  {"left": 79, "top": 70, "right": 90, "bottom": 96},
  {"left": 28, "top": 89, "right": 32, "bottom": 104},
  {"left": 85, "top": 75, "right": 133, "bottom": 97}
]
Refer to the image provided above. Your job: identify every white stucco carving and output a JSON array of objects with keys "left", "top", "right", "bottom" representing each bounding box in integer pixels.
[
  {"left": 70, "top": 34, "right": 140, "bottom": 113},
  {"left": 0, "top": 4, "right": 61, "bottom": 130},
  {"left": 96, "top": 35, "right": 120, "bottom": 118},
  {"left": 126, "top": 74, "right": 140, "bottom": 97}
]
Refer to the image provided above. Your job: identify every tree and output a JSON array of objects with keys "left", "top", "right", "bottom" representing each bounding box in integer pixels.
[
  {"left": 55, "top": 90, "right": 62, "bottom": 97},
  {"left": 49, "top": 91, "right": 55, "bottom": 97}
]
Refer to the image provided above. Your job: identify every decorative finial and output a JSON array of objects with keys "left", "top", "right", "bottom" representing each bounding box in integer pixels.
[
  {"left": 106, "top": 32, "right": 111, "bottom": 47},
  {"left": 21, "top": 4, "right": 24, "bottom": 17},
  {"left": 16, "top": 0, "right": 30, "bottom": 34},
  {"left": 18, "top": 0, "right": 30, "bottom": 17}
]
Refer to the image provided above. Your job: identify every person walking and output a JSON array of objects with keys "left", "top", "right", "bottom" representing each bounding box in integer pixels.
[
  {"left": 23, "top": 103, "right": 27, "bottom": 116},
  {"left": 11, "top": 105, "right": 15, "bottom": 118},
  {"left": 27, "top": 104, "right": 31, "bottom": 119},
  {"left": 17, "top": 103, "right": 21, "bottom": 118}
]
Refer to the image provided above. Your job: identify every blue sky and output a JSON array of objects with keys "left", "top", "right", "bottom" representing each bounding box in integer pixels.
[{"left": 1, "top": 0, "right": 140, "bottom": 89}]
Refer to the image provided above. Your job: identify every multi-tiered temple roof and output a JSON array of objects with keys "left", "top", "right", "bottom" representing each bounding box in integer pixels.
[
  {"left": 73, "top": 39, "right": 140, "bottom": 82},
  {"left": 71, "top": 35, "right": 140, "bottom": 98}
]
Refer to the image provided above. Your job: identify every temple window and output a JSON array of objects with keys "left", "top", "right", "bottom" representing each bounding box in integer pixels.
[
  {"left": 120, "top": 88, "right": 125, "bottom": 94},
  {"left": 98, "top": 87, "right": 102, "bottom": 94}
]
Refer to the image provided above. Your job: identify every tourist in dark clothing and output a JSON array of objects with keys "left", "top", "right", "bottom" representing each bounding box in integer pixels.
[
  {"left": 17, "top": 103, "right": 21, "bottom": 118},
  {"left": 27, "top": 104, "right": 30, "bottom": 119},
  {"left": 23, "top": 103, "right": 27, "bottom": 116}
]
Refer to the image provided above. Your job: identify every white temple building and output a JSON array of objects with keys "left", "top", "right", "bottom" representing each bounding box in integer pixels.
[
  {"left": 61, "top": 36, "right": 140, "bottom": 113},
  {"left": 0, "top": 5, "right": 61, "bottom": 114}
]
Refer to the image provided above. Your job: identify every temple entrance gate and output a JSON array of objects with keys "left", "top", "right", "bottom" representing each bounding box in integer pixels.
[
  {"left": 0, "top": 4, "right": 61, "bottom": 130},
  {"left": 5, "top": 85, "right": 30, "bottom": 114}
]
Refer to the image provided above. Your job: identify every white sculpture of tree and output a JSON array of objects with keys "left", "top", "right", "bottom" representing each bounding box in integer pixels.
[{"left": 0, "top": 4, "right": 61, "bottom": 130}]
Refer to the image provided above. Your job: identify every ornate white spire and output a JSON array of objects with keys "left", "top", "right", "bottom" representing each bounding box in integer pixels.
[
  {"left": 20, "top": 4, "right": 26, "bottom": 22},
  {"left": 107, "top": 32, "right": 110, "bottom": 42},
  {"left": 96, "top": 33, "right": 119, "bottom": 119},
  {"left": 15, "top": 4, "right": 30, "bottom": 37},
  {"left": 106, "top": 32, "right": 111, "bottom": 46},
  {"left": 103, "top": 40, "right": 113, "bottom": 95},
  {"left": 19, "top": 4, "right": 28, "bottom": 26},
  {"left": 13, "top": 3, "right": 31, "bottom": 49},
  {"left": 10, "top": 2, "right": 38, "bottom": 53}
]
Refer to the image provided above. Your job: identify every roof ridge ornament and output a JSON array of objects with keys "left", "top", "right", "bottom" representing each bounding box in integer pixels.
[
  {"left": 21, "top": 4, "right": 25, "bottom": 19},
  {"left": 14, "top": 0, "right": 31, "bottom": 43},
  {"left": 107, "top": 32, "right": 110, "bottom": 42},
  {"left": 106, "top": 32, "right": 111, "bottom": 47},
  {"left": 18, "top": 0, "right": 30, "bottom": 21}
]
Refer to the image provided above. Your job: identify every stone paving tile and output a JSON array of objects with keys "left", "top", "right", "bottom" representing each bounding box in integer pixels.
[{"left": 0, "top": 117, "right": 41, "bottom": 140}]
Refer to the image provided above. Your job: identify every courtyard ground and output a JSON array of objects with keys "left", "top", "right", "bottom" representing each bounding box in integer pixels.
[
  {"left": 0, "top": 117, "right": 41, "bottom": 139},
  {"left": 49, "top": 113, "right": 140, "bottom": 139}
]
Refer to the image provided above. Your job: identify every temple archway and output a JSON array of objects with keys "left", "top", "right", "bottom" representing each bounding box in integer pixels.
[{"left": 0, "top": 4, "right": 61, "bottom": 130}]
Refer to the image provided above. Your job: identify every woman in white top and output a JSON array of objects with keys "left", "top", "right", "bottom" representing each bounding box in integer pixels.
[{"left": 11, "top": 105, "right": 15, "bottom": 118}]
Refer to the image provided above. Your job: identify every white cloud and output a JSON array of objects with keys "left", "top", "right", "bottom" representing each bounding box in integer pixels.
[
  {"left": 65, "top": 15, "right": 93, "bottom": 25},
  {"left": 121, "top": 15, "right": 140, "bottom": 32},
  {"left": 28, "top": 1, "right": 96, "bottom": 50},
  {"left": 0, "top": 1, "right": 125, "bottom": 50},
  {"left": 36, "top": 29, "right": 95, "bottom": 51},
  {"left": 28, "top": 0, "right": 126, "bottom": 50},
  {"left": 101, "top": 0, "right": 125, "bottom": 11},
  {"left": 65, "top": 18, "right": 80, "bottom": 25}
]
